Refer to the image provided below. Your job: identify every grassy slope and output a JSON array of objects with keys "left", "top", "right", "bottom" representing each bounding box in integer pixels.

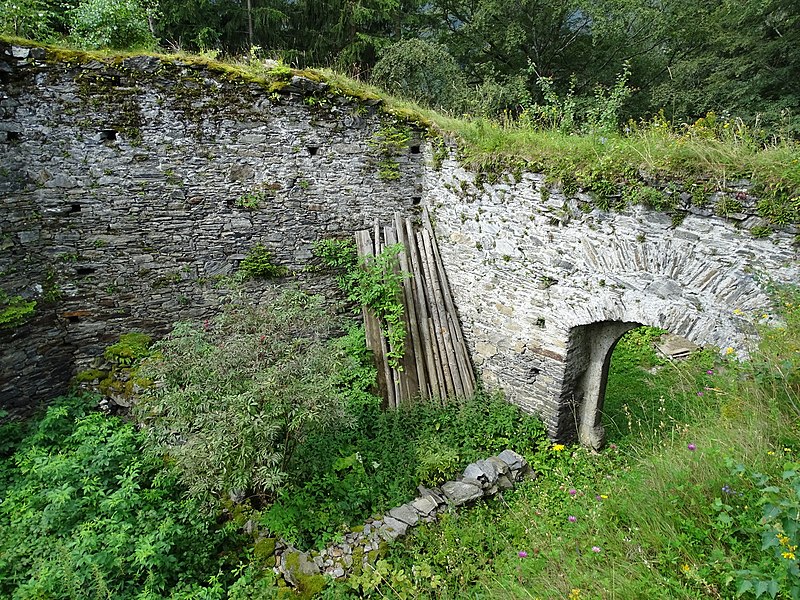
[{"left": 331, "top": 289, "right": 800, "bottom": 599}]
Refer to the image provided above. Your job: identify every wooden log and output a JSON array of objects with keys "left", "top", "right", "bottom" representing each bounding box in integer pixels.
[
  {"left": 421, "top": 227, "right": 465, "bottom": 398},
  {"left": 394, "top": 213, "right": 427, "bottom": 401},
  {"left": 422, "top": 209, "right": 476, "bottom": 397},
  {"left": 405, "top": 219, "right": 442, "bottom": 399},
  {"left": 373, "top": 222, "right": 398, "bottom": 409},
  {"left": 355, "top": 229, "right": 391, "bottom": 407},
  {"left": 384, "top": 225, "right": 407, "bottom": 405},
  {"left": 416, "top": 228, "right": 455, "bottom": 398}
]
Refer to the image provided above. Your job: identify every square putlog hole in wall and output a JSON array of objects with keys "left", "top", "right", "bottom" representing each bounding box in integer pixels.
[
  {"left": 410, "top": 145, "right": 421, "bottom": 154},
  {"left": 99, "top": 129, "right": 117, "bottom": 142},
  {"left": 306, "top": 146, "right": 319, "bottom": 156},
  {"left": 6, "top": 131, "right": 20, "bottom": 142}
]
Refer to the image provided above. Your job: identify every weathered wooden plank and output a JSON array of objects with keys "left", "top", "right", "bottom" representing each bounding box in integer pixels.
[
  {"left": 421, "top": 227, "right": 464, "bottom": 398},
  {"left": 395, "top": 213, "right": 427, "bottom": 400},
  {"left": 404, "top": 218, "right": 438, "bottom": 399},
  {"left": 416, "top": 228, "right": 455, "bottom": 398},
  {"left": 422, "top": 208, "right": 476, "bottom": 396}
]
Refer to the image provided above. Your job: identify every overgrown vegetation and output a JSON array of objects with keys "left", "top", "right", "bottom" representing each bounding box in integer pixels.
[
  {"left": 314, "top": 238, "right": 408, "bottom": 369},
  {"left": 0, "top": 290, "right": 36, "bottom": 329},
  {"left": 3, "top": 285, "right": 800, "bottom": 598},
  {"left": 322, "top": 289, "right": 800, "bottom": 599},
  {"left": 238, "top": 244, "right": 287, "bottom": 279},
  {"left": 135, "top": 290, "right": 347, "bottom": 501},
  {"left": 0, "top": 395, "right": 249, "bottom": 599}
]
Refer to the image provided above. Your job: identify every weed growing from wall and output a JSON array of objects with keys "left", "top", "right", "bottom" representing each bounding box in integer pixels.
[
  {"left": 239, "top": 244, "right": 287, "bottom": 279},
  {"left": 0, "top": 291, "right": 36, "bottom": 329},
  {"left": 314, "top": 238, "right": 408, "bottom": 369},
  {"left": 369, "top": 123, "right": 411, "bottom": 181}
]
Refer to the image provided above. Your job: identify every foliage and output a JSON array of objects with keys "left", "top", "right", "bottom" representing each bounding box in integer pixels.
[
  {"left": 135, "top": 290, "right": 350, "bottom": 501},
  {"left": 371, "top": 39, "right": 466, "bottom": 112},
  {"left": 0, "top": 291, "right": 36, "bottom": 329},
  {"left": 0, "top": 394, "right": 243, "bottom": 600},
  {"left": 0, "top": 0, "right": 59, "bottom": 40},
  {"left": 326, "top": 290, "right": 800, "bottom": 600},
  {"left": 262, "top": 386, "right": 548, "bottom": 547},
  {"left": 368, "top": 123, "right": 411, "bottom": 181},
  {"left": 238, "top": 243, "right": 287, "bottom": 279},
  {"left": 67, "top": 0, "right": 158, "bottom": 50},
  {"left": 103, "top": 331, "right": 153, "bottom": 367},
  {"left": 731, "top": 461, "right": 800, "bottom": 598},
  {"left": 314, "top": 238, "right": 408, "bottom": 369}
]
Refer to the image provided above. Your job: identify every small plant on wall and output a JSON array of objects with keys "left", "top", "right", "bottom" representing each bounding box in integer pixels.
[
  {"left": 0, "top": 291, "right": 36, "bottom": 330},
  {"left": 314, "top": 238, "right": 408, "bottom": 369},
  {"left": 239, "top": 244, "right": 287, "bottom": 279},
  {"left": 369, "top": 122, "right": 411, "bottom": 181}
]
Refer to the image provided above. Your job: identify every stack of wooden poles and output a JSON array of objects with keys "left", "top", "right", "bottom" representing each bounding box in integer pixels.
[{"left": 354, "top": 209, "right": 476, "bottom": 407}]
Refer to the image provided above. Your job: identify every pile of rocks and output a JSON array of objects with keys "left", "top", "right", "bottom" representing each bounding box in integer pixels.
[{"left": 276, "top": 449, "right": 533, "bottom": 586}]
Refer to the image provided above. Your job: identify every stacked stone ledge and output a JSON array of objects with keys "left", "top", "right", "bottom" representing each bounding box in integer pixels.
[{"left": 275, "top": 449, "right": 533, "bottom": 585}]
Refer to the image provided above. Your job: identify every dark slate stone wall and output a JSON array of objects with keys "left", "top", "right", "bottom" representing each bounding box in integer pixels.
[{"left": 0, "top": 42, "right": 425, "bottom": 413}]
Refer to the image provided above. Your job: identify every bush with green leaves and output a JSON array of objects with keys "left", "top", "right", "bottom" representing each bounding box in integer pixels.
[
  {"left": 238, "top": 243, "right": 287, "bottom": 279},
  {"left": 0, "top": 0, "right": 59, "bottom": 39},
  {"left": 371, "top": 39, "right": 467, "bottom": 113},
  {"left": 314, "top": 238, "right": 408, "bottom": 369},
  {"left": 0, "top": 394, "right": 243, "bottom": 600},
  {"left": 67, "top": 0, "right": 157, "bottom": 50},
  {"left": 135, "top": 290, "right": 352, "bottom": 502}
]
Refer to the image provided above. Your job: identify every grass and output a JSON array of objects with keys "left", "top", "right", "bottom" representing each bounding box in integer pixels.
[
  {"left": 4, "top": 35, "right": 799, "bottom": 225},
  {"left": 329, "top": 288, "right": 800, "bottom": 599}
]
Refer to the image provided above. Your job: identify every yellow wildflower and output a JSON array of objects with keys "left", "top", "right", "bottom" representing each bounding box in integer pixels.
[
  {"left": 783, "top": 552, "right": 796, "bottom": 560},
  {"left": 600, "top": 494, "right": 609, "bottom": 499},
  {"left": 568, "top": 589, "right": 581, "bottom": 600},
  {"left": 681, "top": 564, "right": 691, "bottom": 573},
  {"left": 553, "top": 444, "right": 566, "bottom": 452},
  {"left": 725, "top": 347, "right": 735, "bottom": 355},
  {"left": 733, "top": 308, "right": 743, "bottom": 315}
]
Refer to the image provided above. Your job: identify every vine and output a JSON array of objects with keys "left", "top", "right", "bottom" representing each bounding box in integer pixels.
[{"left": 314, "top": 239, "right": 408, "bottom": 369}]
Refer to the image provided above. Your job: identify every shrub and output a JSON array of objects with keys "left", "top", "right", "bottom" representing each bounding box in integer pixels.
[
  {"left": 135, "top": 290, "right": 352, "bottom": 502},
  {"left": 0, "top": 395, "right": 239, "bottom": 599},
  {"left": 371, "top": 39, "right": 467, "bottom": 113},
  {"left": 238, "top": 243, "right": 287, "bottom": 279},
  {"left": 67, "top": 0, "right": 157, "bottom": 50}
]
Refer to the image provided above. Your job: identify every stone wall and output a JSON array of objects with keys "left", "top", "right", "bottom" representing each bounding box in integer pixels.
[
  {"left": 425, "top": 157, "right": 799, "bottom": 442},
  {"left": 0, "top": 42, "right": 425, "bottom": 412}
]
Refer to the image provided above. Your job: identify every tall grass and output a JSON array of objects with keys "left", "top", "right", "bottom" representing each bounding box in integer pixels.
[{"left": 341, "top": 290, "right": 800, "bottom": 600}]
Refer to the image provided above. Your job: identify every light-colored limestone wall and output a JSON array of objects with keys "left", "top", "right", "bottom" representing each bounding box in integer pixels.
[{"left": 426, "top": 156, "right": 799, "bottom": 438}]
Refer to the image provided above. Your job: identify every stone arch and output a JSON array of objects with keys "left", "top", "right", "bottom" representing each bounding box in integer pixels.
[{"left": 558, "top": 292, "right": 761, "bottom": 449}]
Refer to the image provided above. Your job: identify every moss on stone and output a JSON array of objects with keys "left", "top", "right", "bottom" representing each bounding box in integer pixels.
[{"left": 253, "top": 537, "right": 277, "bottom": 567}]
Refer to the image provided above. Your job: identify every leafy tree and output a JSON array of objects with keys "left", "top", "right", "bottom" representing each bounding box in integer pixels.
[
  {"left": 0, "top": 0, "right": 61, "bottom": 40},
  {"left": 68, "top": 0, "right": 158, "bottom": 49},
  {"left": 135, "top": 290, "right": 352, "bottom": 502},
  {"left": 650, "top": 0, "right": 800, "bottom": 133},
  {"left": 371, "top": 38, "right": 467, "bottom": 111}
]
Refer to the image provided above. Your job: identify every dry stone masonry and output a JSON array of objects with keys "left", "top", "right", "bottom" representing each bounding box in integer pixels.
[
  {"left": 426, "top": 158, "right": 799, "bottom": 447},
  {"left": 275, "top": 449, "right": 533, "bottom": 585},
  {"left": 2, "top": 42, "right": 798, "bottom": 449},
  {"left": 0, "top": 42, "right": 425, "bottom": 410}
]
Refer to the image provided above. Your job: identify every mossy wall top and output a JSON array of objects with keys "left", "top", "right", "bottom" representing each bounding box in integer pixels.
[{"left": 0, "top": 42, "right": 424, "bottom": 412}]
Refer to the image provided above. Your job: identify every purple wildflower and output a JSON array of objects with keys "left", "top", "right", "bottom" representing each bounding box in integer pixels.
[
  {"left": 568, "top": 515, "right": 577, "bottom": 523},
  {"left": 518, "top": 551, "right": 528, "bottom": 558},
  {"left": 591, "top": 546, "right": 602, "bottom": 553},
  {"left": 568, "top": 488, "right": 577, "bottom": 496},
  {"left": 687, "top": 443, "right": 696, "bottom": 451}
]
